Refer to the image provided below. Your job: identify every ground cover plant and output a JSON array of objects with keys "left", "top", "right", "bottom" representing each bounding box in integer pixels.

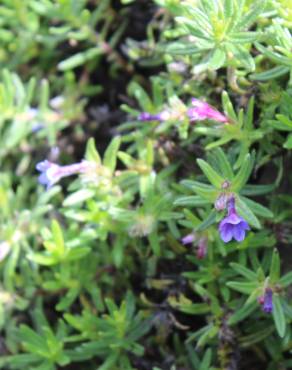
[{"left": 0, "top": 0, "right": 292, "bottom": 369}]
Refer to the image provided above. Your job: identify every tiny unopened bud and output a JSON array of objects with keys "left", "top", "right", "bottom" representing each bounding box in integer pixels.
[
  {"left": 258, "top": 296, "right": 264, "bottom": 305},
  {"left": 215, "top": 193, "right": 229, "bottom": 211},
  {"left": 196, "top": 237, "right": 207, "bottom": 259},
  {"left": 221, "top": 180, "right": 231, "bottom": 190}
]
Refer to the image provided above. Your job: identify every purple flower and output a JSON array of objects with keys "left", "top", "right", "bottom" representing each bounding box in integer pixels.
[
  {"left": 187, "top": 98, "right": 228, "bottom": 123},
  {"left": 36, "top": 159, "right": 91, "bottom": 189},
  {"left": 262, "top": 288, "right": 273, "bottom": 313},
  {"left": 138, "top": 111, "right": 171, "bottom": 122},
  {"left": 181, "top": 233, "right": 196, "bottom": 245},
  {"left": 218, "top": 197, "right": 250, "bottom": 243}
]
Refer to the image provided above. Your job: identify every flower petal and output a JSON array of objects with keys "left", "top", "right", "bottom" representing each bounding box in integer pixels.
[
  {"left": 233, "top": 225, "right": 246, "bottom": 242},
  {"left": 226, "top": 213, "right": 243, "bottom": 225},
  {"left": 38, "top": 173, "right": 49, "bottom": 186},
  {"left": 220, "top": 224, "right": 233, "bottom": 243},
  {"left": 239, "top": 220, "right": 250, "bottom": 230},
  {"left": 36, "top": 160, "right": 50, "bottom": 171}
]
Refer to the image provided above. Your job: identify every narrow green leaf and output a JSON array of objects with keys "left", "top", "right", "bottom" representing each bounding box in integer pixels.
[
  {"left": 63, "top": 189, "right": 95, "bottom": 207},
  {"left": 199, "top": 349, "right": 212, "bottom": 370},
  {"left": 28, "top": 253, "right": 59, "bottom": 266},
  {"left": 207, "top": 48, "right": 226, "bottom": 69},
  {"left": 210, "top": 148, "right": 234, "bottom": 179},
  {"left": 85, "top": 138, "right": 101, "bottom": 164},
  {"left": 236, "top": 196, "right": 261, "bottom": 229},
  {"left": 255, "top": 42, "right": 291, "bottom": 66},
  {"left": 241, "top": 197, "right": 273, "bottom": 219},
  {"left": 40, "top": 79, "right": 49, "bottom": 112},
  {"left": 66, "top": 247, "right": 90, "bottom": 261},
  {"left": 231, "top": 44, "right": 255, "bottom": 71},
  {"left": 245, "top": 96, "right": 254, "bottom": 130},
  {"left": 103, "top": 136, "right": 121, "bottom": 172},
  {"left": 51, "top": 220, "right": 65, "bottom": 255},
  {"left": 56, "top": 288, "right": 79, "bottom": 311},
  {"left": 196, "top": 210, "right": 217, "bottom": 232},
  {"left": 182, "top": 180, "right": 218, "bottom": 202},
  {"left": 279, "top": 272, "right": 292, "bottom": 287},
  {"left": 227, "top": 281, "right": 258, "bottom": 294},
  {"left": 228, "top": 300, "right": 258, "bottom": 325},
  {"left": 234, "top": 143, "right": 249, "bottom": 170},
  {"left": 230, "top": 262, "right": 257, "bottom": 281},
  {"left": 128, "top": 81, "right": 153, "bottom": 111},
  {"left": 174, "top": 195, "right": 209, "bottom": 207},
  {"left": 283, "top": 134, "right": 292, "bottom": 149},
  {"left": 58, "top": 47, "right": 103, "bottom": 70},
  {"left": 269, "top": 249, "right": 280, "bottom": 283},
  {"left": 148, "top": 232, "right": 160, "bottom": 256},
  {"left": 172, "top": 302, "right": 210, "bottom": 315},
  {"left": 205, "top": 135, "right": 233, "bottom": 149},
  {"left": 224, "top": 0, "right": 234, "bottom": 18},
  {"left": 277, "top": 114, "right": 292, "bottom": 130},
  {"left": 229, "top": 31, "right": 259, "bottom": 43},
  {"left": 231, "top": 154, "right": 254, "bottom": 191},
  {"left": 237, "top": 0, "right": 266, "bottom": 30},
  {"left": 250, "top": 65, "right": 290, "bottom": 81},
  {"left": 146, "top": 140, "right": 154, "bottom": 166},
  {"left": 240, "top": 184, "right": 275, "bottom": 196},
  {"left": 222, "top": 91, "right": 237, "bottom": 121},
  {"left": 163, "top": 42, "right": 202, "bottom": 56},
  {"left": 197, "top": 159, "right": 225, "bottom": 188},
  {"left": 272, "top": 295, "right": 286, "bottom": 338},
  {"left": 240, "top": 326, "right": 274, "bottom": 347}
]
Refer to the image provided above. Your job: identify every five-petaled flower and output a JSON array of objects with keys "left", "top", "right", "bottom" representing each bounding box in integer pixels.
[
  {"left": 218, "top": 197, "right": 250, "bottom": 243},
  {"left": 36, "top": 159, "right": 91, "bottom": 189},
  {"left": 187, "top": 98, "right": 229, "bottom": 123}
]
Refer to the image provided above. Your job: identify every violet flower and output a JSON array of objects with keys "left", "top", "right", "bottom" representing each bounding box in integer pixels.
[
  {"left": 187, "top": 98, "right": 228, "bottom": 123},
  {"left": 36, "top": 159, "right": 91, "bottom": 189},
  {"left": 262, "top": 288, "right": 273, "bottom": 313},
  {"left": 138, "top": 111, "right": 170, "bottom": 122},
  {"left": 218, "top": 197, "right": 250, "bottom": 243}
]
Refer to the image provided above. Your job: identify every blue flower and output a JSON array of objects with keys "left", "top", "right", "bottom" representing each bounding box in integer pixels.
[
  {"left": 36, "top": 159, "right": 91, "bottom": 189},
  {"left": 263, "top": 288, "right": 273, "bottom": 313},
  {"left": 218, "top": 197, "right": 250, "bottom": 243},
  {"left": 36, "top": 160, "right": 62, "bottom": 189}
]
